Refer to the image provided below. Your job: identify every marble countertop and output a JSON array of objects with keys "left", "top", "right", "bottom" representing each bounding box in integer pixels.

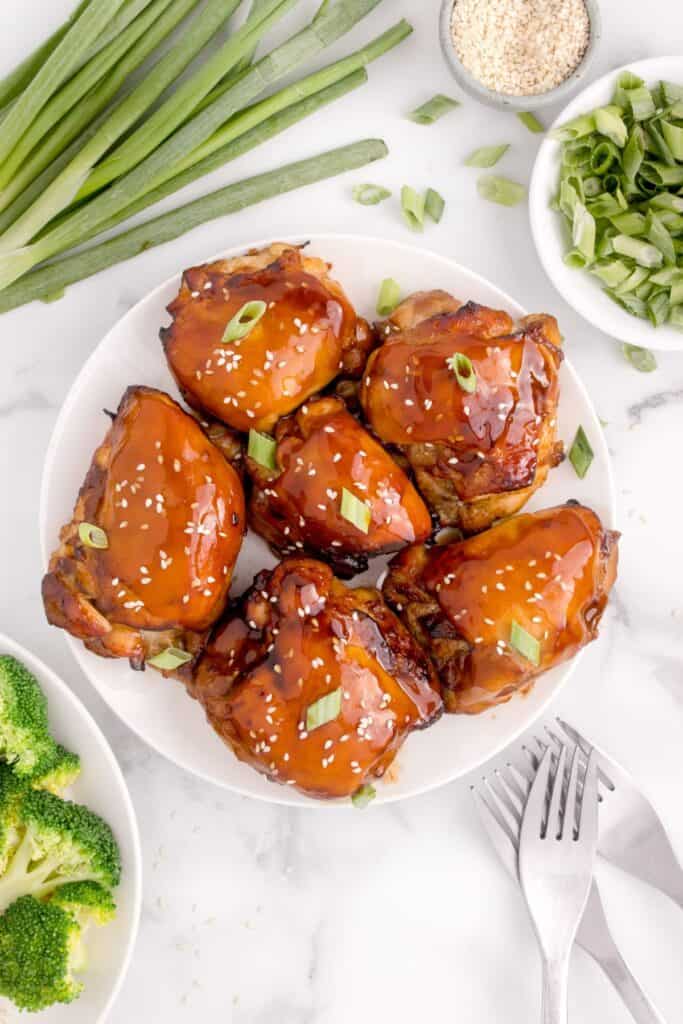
[{"left": 1, "top": 1, "right": 683, "bottom": 1020}]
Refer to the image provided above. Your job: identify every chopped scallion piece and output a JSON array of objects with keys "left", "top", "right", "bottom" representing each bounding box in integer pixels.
[
  {"left": 222, "top": 300, "right": 267, "bottom": 343},
  {"left": 622, "top": 343, "right": 657, "bottom": 372},
  {"left": 572, "top": 201, "right": 596, "bottom": 263},
  {"left": 376, "top": 277, "right": 401, "bottom": 316},
  {"left": 510, "top": 620, "right": 540, "bottom": 666},
  {"left": 517, "top": 111, "right": 544, "bottom": 133},
  {"left": 340, "top": 487, "right": 371, "bottom": 534},
  {"left": 148, "top": 647, "right": 193, "bottom": 670},
  {"left": 424, "top": 187, "right": 445, "bottom": 223},
  {"left": 247, "top": 429, "right": 277, "bottom": 471},
  {"left": 624, "top": 86, "right": 656, "bottom": 121},
  {"left": 594, "top": 106, "right": 627, "bottom": 147},
  {"left": 78, "top": 522, "right": 108, "bottom": 549},
  {"left": 464, "top": 144, "right": 509, "bottom": 168},
  {"left": 446, "top": 351, "right": 477, "bottom": 393},
  {"left": 477, "top": 175, "right": 526, "bottom": 206},
  {"left": 305, "top": 687, "right": 342, "bottom": 732},
  {"left": 568, "top": 425, "right": 594, "bottom": 479},
  {"left": 351, "top": 784, "right": 376, "bottom": 809},
  {"left": 401, "top": 185, "right": 425, "bottom": 230},
  {"left": 352, "top": 183, "right": 391, "bottom": 205},
  {"left": 612, "top": 234, "right": 663, "bottom": 268},
  {"left": 408, "top": 94, "right": 459, "bottom": 124}
]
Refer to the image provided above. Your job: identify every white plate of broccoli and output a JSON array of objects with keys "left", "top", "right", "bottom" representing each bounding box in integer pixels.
[{"left": 0, "top": 633, "right": 141, "bottom": 1021}]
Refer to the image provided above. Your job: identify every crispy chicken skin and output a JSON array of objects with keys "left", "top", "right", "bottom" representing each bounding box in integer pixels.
[
  {"left": 42, "top": 386, "right": 246, "bottom": 668},
  {"left": 246, "top": 396, "right": 433, "bottom": 577},
  {"left": 360, "top": 291, "right": 565, "bottom": 532},
  {"left": 189, "top": 558, "right": 443, "bottom": 799},
  {"left": 161, "top": 243, "right": 372, "bottom": 433},
  {"left": 383, "top": 503, "right": 618, "bottom": 715}
]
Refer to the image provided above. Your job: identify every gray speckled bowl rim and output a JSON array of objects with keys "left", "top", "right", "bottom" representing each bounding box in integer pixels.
[{"left": 439, "top": 0, "right": 602, "bottom": 111}]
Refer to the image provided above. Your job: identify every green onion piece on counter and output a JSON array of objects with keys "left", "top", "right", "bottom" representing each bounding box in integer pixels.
[
  {"left": 401, "top": 185, "right": 425, "bottom": 230},
  {"left": 408, "top": 94, "right": 459, "bottom": 124},
  {"left": 247, "top": 430, "right": 278, "bottom": 470},
  {"left": 424, "top": 187, "right": 445, "bottom": 222},
  {"left": 148, "top": 647, "right": 193, "bottom": 670},
  {"left": 222, "top": 300, "right": 267, "bottom": 342},
  {"left": 568, "top": 426, "right": 594, "bottom": 479},
  {"left": 477, "top": 175, "right": 526, "bottom": 206},
  {"left": 510, "top": 621, "right": 540, "bottom": 666},
  {"left": 517, "top": 111, "right": 544, "bottom": 133},
  {"left": 78, "top": 522, "right": 108, "bottom": 549},
  {"left": 376, "top": 277, "right": 401, "bottom": 316},
  {"left": 351, "top": 784, "right": 376, "bottom": 809},
  {"left": 464, "top": 144, "right": 509, "bottom": 168},
  {"left": 340, "top": 487, "right": 371, "bottom": 534},
  {"left": 352, "top": 183, "right": 391, "bottom": 205},
  {"left": 622, "top": 343, "right": 657, "bottom": 372},
  {"left": 306, "top": 687, "right": 342, "bottom": 732},
  {"left": 446, "top": 351, "right": 477, "bottom": 393}
]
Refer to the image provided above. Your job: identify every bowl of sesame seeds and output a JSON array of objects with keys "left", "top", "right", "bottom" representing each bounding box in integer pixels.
[{"left": 439, "top": 0, "right": 601, "bottom": 111}]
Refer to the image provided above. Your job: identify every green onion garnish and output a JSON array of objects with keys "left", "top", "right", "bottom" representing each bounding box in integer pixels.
[
  {"left": 340, "top": 487, "right": 371, "bottom": 534},
  {"left": 352, "top": 183, "right": 391, "bottom": 206},
  {"left": 424, "top": 187, "right": 445, "bottom": 223},
  {"left": 222, "top": 300, "right": 267, "bottom": 343},
  {"left": 376, "top": 277, "right": 401, "bottom": 317},
  {"left": 148, "top": 647, "right": 193, "bottom": 671},
  {"left": 464, "top": 144, "right": 509, "bottom": 168},
  {"left": 477, "top": 175, "right": 526, "bottom": 207},
  {"left": 446, "top": 351, "right": 477, "bottom": 393},
  {"left": 78, "top": 522, "right": 108, "bottom": 549},
  {"left": 568, "top": 425, "right": 594, "bottom": 479},
  {"left": 510, "top": 620, "right": 541, "bottom": 666},
  {"left": 351, "top": 784, "right": 376, "bottom": 809},
  {"left": 401, "top": 185, "right": 425, "bottom": 230},
  {"left": 247, "top": 429, "right": 278, "bottom": 471},
  {"left": 408, "top": 94, "right": 459, "bottom": 125},
  {"left": 517, "top": 111, "right": 544, "bottom": 134},
  {"left": 305, "top": 687, "right": 342, "bottom": 732},
  {"left": 622, "top": 343, "right": 657, "bottom": 372}
]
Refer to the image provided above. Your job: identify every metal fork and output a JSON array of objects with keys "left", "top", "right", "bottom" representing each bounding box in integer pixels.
[{"left": 519, "top": 744, "right": 599, "bottom": 1024}]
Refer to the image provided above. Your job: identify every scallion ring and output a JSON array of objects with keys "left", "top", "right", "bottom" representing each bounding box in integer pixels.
[
  {"left": 401, "top": 185, "right": 425, "bottom": 231},
  {"left": 352, "top": 183, "right": 391, "bottom": 206},
  {"left": 340, "top": 487, "right": 371, "bottom": 534},
  {"left": 148, "top": 647, "right": 193, "bottom": 671},
  {"left": 446, "top": 351, "right": 477, "bottom": 393},
  {"left": 78, "top": 522, "right": 108, "bottom": 549},
  {"left": 247, "top": 429, "right": 277, "bottom": 471},
  {"left": 510, "top": 620, "right": 541, "bottom": 666},
  {"left": 305, "top": 687, "right": 342, "bottom": 732},
  {"left": 222, "top": 300, "right": 267, "bottom": 343}
]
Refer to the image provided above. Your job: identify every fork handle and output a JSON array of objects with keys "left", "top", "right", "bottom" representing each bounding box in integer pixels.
[{"left": 541, "top": 954, "right": 569, "bottom": 1024}]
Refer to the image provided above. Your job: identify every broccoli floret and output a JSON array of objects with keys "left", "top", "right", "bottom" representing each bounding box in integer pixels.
[
  {"left": 0, "top": 656, "right": 58, "bottom": 777},
  {"left": 52, "top": 880, "right": 116, "bottom": 927},
  {"left": 28, "top": 744, "right": 82, "bottom": 795},
  {"left": 0, "top": 895, "right": 84, "bottom": 1011},
  {"left": 0, "top": 763, "right": 25, "bottom": 875},
  {"left": 0, "top": 787, "right": 121, "bottom": 914}
]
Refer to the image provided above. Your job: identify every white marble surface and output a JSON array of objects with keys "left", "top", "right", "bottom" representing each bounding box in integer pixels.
[{"left": 1, "top": 1, "right": 683, "bottom": 1021}]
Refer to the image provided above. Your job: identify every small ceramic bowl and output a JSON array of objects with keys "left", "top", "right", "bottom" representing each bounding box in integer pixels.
[{"left": 438, "top": 0, "right": 602, "bottom": 112}]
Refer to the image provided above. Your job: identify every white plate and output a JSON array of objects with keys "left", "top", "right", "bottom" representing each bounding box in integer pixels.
[
  {"left": 40, "top": 234, "right": 616, "bottom": 807},
  {"left": 0, "top": 632, "right": 141, "bottom": 1022},
  {"left": 530, "top": 56, "right": 683, "bottom": 352}
]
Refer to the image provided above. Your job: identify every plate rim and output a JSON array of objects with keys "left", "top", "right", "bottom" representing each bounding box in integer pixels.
[
  {"left": 0, "top": 630, "right": 142, "bottom": 1020},
  {"left": 39, "top": 232, "right": 617, "bottom": 808},
  {"left": 529, "top": 55, "right": 683, "bottom": 353}
]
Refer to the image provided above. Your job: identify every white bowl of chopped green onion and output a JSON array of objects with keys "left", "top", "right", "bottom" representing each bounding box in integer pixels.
[{"left": 530, "top": 56, "right": 683, "bottom": 351}]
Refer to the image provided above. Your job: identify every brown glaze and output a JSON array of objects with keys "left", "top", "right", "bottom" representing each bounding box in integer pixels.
[
  {"left": 189, "top": 558, "right": 443, "bottom": 799},
  {"left": 161, "top": 243, "right": 372, "bottom": 433},
  {"left": 360, "top": 292, "right": 564, "bottom": 532},
  {"left": 42, "top": 387, "right": 245, "bottom": 667},
  {"left": 383, "top": 504, "right": 619, "bottom": 715},
  {"left": 246, "top": 397, "right": 433, "bottom": 577}
]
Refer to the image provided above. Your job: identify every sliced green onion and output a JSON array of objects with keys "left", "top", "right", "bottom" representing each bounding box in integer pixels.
[
  {"left": 568, "top": 426, "right": 594, "bottom": 479},
  {"left": 148, "top": 647, "right": 193, "bottom": 670},
  {"left": 78, "top": 522, "right": 108, "bottom": 549},
  {"left": 424, "top": 187, "right": 445, "bottom": 223},
  {"left": 590, "top": 260, "right": 631, "bottom": 288},
  {"left": 351, "top": 784, "right": 376, "bottom": 808},
  {"left": 408, "top": 94, "right": 459, "bottom": 124},
  {"left": 552, "top": 112, "right": 596, "bottom": 142},
  {"left": 622, "top": 343, "right": 657, "bottom": 372},
  {"left": 305, "top": 687, "right": 342, "bottom": 732},
  {"left": 623, "top": 127, "right": 644, "bottom": 181},
  {"left": 645, "top": 210, "right": 676, "bottom": 266},
  {"left": 669, "top": 305, "right": 683, "bottom": 328},
  {"left": 624, "top": 86, "right": 656, "bottom": 121},
  {"left": 510, "top": 620, "right": 540, "bottom": 666},
  {"left": 615, "top": 265, "right": 649, "bottom": 295},
  {"left": 401, "top": 185, "right": 425, "bottom": 230},
  {"left": 352, "top": 182, "right": 391, "bottom": 205},
  {"left": 517, "top": 111, "right": 544, "bottom": 134},
  {"left": 464, "top": 144, "right": 509, "bottom": 168},
  {"left": 340, "top": 487, "right": 371, "bottom": 534},
  {"left": 661, "top": 81, "right": 683, "bottom": 105},
  {"left": 477, "top": 175, "right": 526, "bottom": 206},
  {"left": 446, "top": 351, "right": 477, "bottom": 393},
  {"left": 647, "top": 291, "right": 669, "bottom": 326},
  {"left": 670, "top": 280, "right": 683, "bottom": 305},
  {"left": 612, "top": 234, "right": 663, "bottom": 268},
  {"left": 610, "top": 210, "right": 646, "bottom": 236},
  {"left": 222, "top": 300, "right": 267, "bottom": 342},
  {"left": 572, "top": 201, "right": 596, "bottom": 263},
  {"left": 660, "top": 121, "right": 683, "bottom": 162},
  {"left": 376, "top": 277, "right": 401, "bottom": 316},
  {"left": 247, "top": 429, "right": 277, "bottom": 470},
  {"left": 594, "top": 106, "right": 628, "bottom": 147}
]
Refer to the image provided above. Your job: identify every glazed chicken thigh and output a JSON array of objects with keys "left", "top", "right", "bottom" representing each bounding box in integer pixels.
[
  {"left": 161, "top": 243, "right": 372, "bottom": 433},
  {"left": 246, "top": 396, "right": 433, "bottom": 577},
  {"left": 360, "top": 291, "right": 564, "bottom": 532},
  {"left": 42, "top": 387, "right": 245, "bottom": 668},
  {"left": 189, "top": 558, "right": 443, "bottom": 799},
  {"left": 383, "top": 503, "right": 618, "bottom": 714}
]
